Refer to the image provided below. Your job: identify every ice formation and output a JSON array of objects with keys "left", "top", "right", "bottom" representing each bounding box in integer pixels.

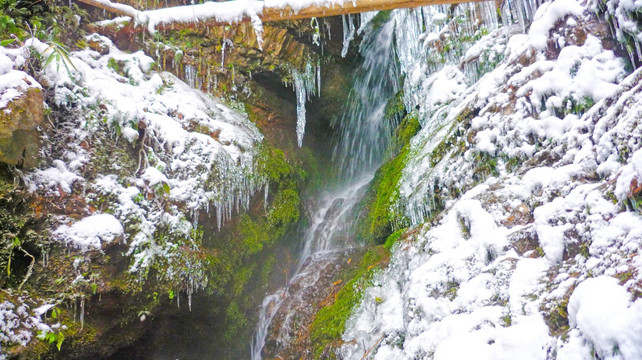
[
  {"left": 15, "top": 34, "right": 264, "bottom": 292},
  {"left": 288, "top": 61, "right": 320, "bottom": 148},
  {"left": 339, "top": 0, "right": 642, "bottom": 358}
]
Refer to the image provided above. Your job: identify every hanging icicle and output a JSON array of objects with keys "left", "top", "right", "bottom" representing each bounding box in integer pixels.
[{"left": 287, "top": 61, "right": 321, "bottom": 148}]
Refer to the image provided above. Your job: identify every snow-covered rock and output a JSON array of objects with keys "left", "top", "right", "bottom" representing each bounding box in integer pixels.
[{"left": 339, "top": 0, "right": 642, "bottom": 358}]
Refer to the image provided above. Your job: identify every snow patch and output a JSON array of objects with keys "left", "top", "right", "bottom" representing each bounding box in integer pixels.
[{"left": 54, "top": 214, "right": 124, "bottom": 251}]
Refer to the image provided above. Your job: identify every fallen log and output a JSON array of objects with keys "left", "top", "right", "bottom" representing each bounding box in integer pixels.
[{"left": 76, "top": 0, "right": 487, "bottom": 32}]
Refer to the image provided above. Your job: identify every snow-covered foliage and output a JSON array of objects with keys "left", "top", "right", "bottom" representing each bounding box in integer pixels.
[
  {"left": 0, "top": 297, "right": 59, "bottom": 356},
  {"left": 590, "top": 0, "right": 642, "bottom": 65},
  {"left": 398, "top": 0, "right": 627, "bottom": 224},
  {"left": 18, "top": 35, "right": 264, "bottom": 280},
  {"left": 0, "top": 48, "right": 40, "bottom": 110},
  {"left": 340, "top": 0, "right": 642, "bottom": 358}
]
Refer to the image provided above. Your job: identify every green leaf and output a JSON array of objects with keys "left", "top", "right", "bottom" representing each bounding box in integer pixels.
[
  {"left": 0, "top": 38, "right": 15, "bottom": 47},
  {"left": 56, "top": 333, "right": 65, "bottom": 351}
]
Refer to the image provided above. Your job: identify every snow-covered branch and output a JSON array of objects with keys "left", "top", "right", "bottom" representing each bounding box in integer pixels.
[{"left": 77, "top": 0, "right": 486, "bottom": 33}]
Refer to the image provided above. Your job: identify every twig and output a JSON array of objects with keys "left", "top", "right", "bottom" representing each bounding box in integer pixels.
[
  {"left": 361, "top": 334, "right": 385, "bottom": 360},
  {"left": 18, "top": 247, "right": 35, "bottom": 290}
]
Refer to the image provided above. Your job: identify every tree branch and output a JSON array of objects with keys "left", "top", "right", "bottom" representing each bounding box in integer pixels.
[
  {"left": 77, "top": 0, "right": 139, "bottom": 18},
  {"left": 76, "top": 0, "right": 487, "bottom": 33}
]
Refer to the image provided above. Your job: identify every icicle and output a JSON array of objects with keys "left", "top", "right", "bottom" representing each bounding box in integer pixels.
[
  {"left": 326, "top": 20, "right": 332, "bottom": 40},
  {"left": 232, "top": 65, "right": 237, "bottom": 91},
  {"left": 250, "top": 14, "right": 264, "bottom": 51},
  {"left": 192, "top": 209, "right": 199, "bottom": 229},
  {"left": 316, "top": 64, "right": 321, "bottom": 95},
  {"left": 80, "top": 296, "right": 85, "bottom": 330},
  {"left": 185, "top": 64, "right": 196, "bottom": 88},
  {"left": 292, "top": 72, "right": 307, "bottom": 148},
  {"left": 221, "top": 39, "right": 227, "bottom": 69},
  {"left": 357, "top": 11, "right": 378, "bottom": 35},
  {"left": 341, "top": 14, "right": 356, "bottom": 58},
  {"left": 288, "top": 60, "right": 320, "bottom": 148},
  {"left": 264, "top": 182, "right": 269, "bottom": 213},
  {"left": 188, "top": 285, "right": 193, "bottom": 312}
]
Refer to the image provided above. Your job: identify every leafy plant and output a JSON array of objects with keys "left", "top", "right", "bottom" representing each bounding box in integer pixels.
[
  {"left": 37, "top": 329, "right": 65, "bottom": 351},
  {"left": 42, "top": 40, "right": 78, "bottom": 77}
]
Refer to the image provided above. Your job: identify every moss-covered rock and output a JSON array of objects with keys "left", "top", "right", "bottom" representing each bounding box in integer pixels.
[
  {"left": 356, "top": 111, "right": 420, "bottom": 244},
  {"left": 309, "top": 246, "right": 388, "bottom": 359},
  {"left": 0, "top": 88, "right": 44, "bottom": 168}
]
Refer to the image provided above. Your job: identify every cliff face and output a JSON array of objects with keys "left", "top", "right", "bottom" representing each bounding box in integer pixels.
[
  {"left": 2, "top": 0, "right": 642, "bottom": 359},
  {"left": 0, "top": 2, "right": 350, "bottom": 358},
  {"left": 335, "top": 1, "right": 642, "bottom": 359}
]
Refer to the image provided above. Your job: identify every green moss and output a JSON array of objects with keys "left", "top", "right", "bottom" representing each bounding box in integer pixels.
[
  {"left": 393, "top": 112, "right": 420, "bottom": 151},
  {"left": 294, "top": 147, "right": 321, "bottom": 193},
  {"left": 236, "top": 188, "right": 300, "bottom": 258},
  {"left": 256, "top": 145, "right": 294, "bottom": 187},
  {"left": 369, "top": 11, "right": 392, "bottom": 31},
  {"left": 547, "top": 299, "right": 570, "bottom": 336},
  {"left": 553, "top": 95, "right": 595, "bottom": 118},
  {"left": 445, "top": 281, "right": 459, "bottom": 300},
  {"left": 259, "top": 254, "right": 276, "bottom": 285},
  {"left": 0, "top": 174, "right": 47, "bottom": 288},
  {"left": 267, "top": 189, "right": 300, "bottom": 231},
  {"left": 384, "top": 89, "right": 406, "bottom": 126},
  {"left": 309, "top": 248, "right": 386, "bottom": 358},
  {"left": 383, "top": 228, "right": 405, "bottom": 251},
  {"left": 536, "top": 246, "right": 545, "bottom": 258},
  {"left": 501, "top": 314, "right": 512, "bottom": 327},
  {"left": 230, "top": 264, "right": 255, "bottom": 297},
  {"left": 355, "top": 110, "right": 421, "bottom": 244},
  {"left": 224, "top": 301, "right": 248, "bottom": 342},
  {"left": 363, "top": 146, "right": 410, "bottom": 243},
  {"left": 473, "top": 151, "right": 500, "bottom": 179},
  {"left": 239, "top": 214, "right": 265, "bottom": 255}
]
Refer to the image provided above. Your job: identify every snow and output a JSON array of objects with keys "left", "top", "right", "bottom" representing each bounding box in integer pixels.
[
  {"left": 567, "top": 276, "right": 642, "bottom": 359},
  {"left": 6, "top": 32, "right": 264, "bottom": 292},
  {"left": 339, "top": 0, "right": 642, "bottom": 358},
  {"left": 0, "top": 297, "right": 56, "bottom": 350},
  {"left": 0, "top": 50, "right": 41, "bottom": 110},
  {"left": 54, "top": 214, "right": 124, "bottom": 251},
  {"left": 141, "top": 166, "right": 168, "bottom": 186},
  {"left": 96, "top": 0, "right": 348, "bottom": 52},
  {"left": 27, "top": 160, "right": 81, "bottom": 195}
]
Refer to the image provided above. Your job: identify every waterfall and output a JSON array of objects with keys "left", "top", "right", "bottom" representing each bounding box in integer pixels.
[
  {"left": 332, "top": 19, "right": 401, "bottom": 179},
  {"left": 251, "top": 16, "right": 400, "bottom": 360}
]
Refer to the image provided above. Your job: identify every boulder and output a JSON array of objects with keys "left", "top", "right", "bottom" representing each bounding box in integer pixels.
[{"left": 0, "top": 85, "right": 44, "bottom": 168}]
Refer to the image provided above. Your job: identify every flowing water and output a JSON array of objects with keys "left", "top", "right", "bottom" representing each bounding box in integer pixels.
[{"left": 250, "top": 17, "right": 400, "bottom": 360}]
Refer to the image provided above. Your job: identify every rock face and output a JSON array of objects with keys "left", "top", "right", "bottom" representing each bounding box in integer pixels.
[
  {"left": 0, "top": 6, "right": 349, "bottom": 358},
  {"left": 0, "top": 82, "right": 44, "bottom": 168}
]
